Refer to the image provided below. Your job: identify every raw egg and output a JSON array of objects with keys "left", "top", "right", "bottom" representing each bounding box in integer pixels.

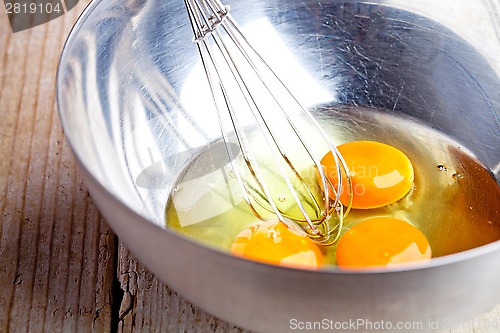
[
  {"left": 321, "top": 141, "right": 414, "bottom": 209},
  {"left": 336, "top": 217, "right": 431, "bottom": 268},
  {"left": 230, "top": 221, "right": 323, "bottom": 269}
]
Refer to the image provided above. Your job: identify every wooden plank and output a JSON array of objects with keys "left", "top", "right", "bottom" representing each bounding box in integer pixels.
[
  {"left": 0, "top": 16, "right": 40, "bottom": 333},
  {"left": 0, "top": 2, "right": 115, "bottom": 332}
]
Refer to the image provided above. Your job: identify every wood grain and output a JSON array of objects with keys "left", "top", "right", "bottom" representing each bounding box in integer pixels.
[
  {"left": 0, "top": 4, "right": 115, "bottom": 332},
  {"left": 0, "top": 2, "right": 499, "bottom": 333}
]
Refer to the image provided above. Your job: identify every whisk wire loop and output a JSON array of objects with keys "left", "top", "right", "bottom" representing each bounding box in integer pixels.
[
  {"left": 209, "top": 25, "right": 331, "bottom": 234},
  {"left": 184, "top": 0, "right": 352, "bottom": 244},
  {"left": 212, "top": 32, "right": 319, "bottom": 235}
]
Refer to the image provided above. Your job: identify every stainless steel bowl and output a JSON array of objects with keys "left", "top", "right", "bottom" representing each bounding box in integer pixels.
[{"left": 57, "top": 0, "right": 500, "bottom": 332}]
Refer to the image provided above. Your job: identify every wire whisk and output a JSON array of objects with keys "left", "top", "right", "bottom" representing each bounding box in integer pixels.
[{"left": 183, "top": 0, "right": 352, "bottom": 244}]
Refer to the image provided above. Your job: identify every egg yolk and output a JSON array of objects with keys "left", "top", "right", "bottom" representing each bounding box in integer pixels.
[
  {"left": 230, "top": 221, "right": 323, "bottom": 269},
  {"left": 320, "top": 141, "right": 414, "bottom": 209},
  {"left": 336, "top": 217, "right": 431, "bottom": 268}
]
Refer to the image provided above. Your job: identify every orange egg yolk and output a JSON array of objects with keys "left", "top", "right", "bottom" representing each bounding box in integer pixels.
[
  {"left": 320, "top": 141, "right": 414, "bottom": 209},
  {"left": 230, "top": 221, "right": 323, "bottom": 269},
  {"left": 336, "top": 217, "right": 431, "bottom": 268}
]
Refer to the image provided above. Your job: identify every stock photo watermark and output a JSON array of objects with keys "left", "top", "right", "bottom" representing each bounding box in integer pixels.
[
  {"left": 3, "top": 0, "right": 80, "bottom": 32},
  {"left": 289, "top": 316, "right": 500, "bottom": 331}
]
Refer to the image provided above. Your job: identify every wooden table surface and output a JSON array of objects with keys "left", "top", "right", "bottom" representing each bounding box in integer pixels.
[{"left": 0, "top": 2, "right": 498, "bottom": 332}]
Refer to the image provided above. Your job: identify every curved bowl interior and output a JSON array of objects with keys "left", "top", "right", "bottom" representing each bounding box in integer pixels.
[{"left": 57, "top": 0, "right": 500, "bottom": 331}]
